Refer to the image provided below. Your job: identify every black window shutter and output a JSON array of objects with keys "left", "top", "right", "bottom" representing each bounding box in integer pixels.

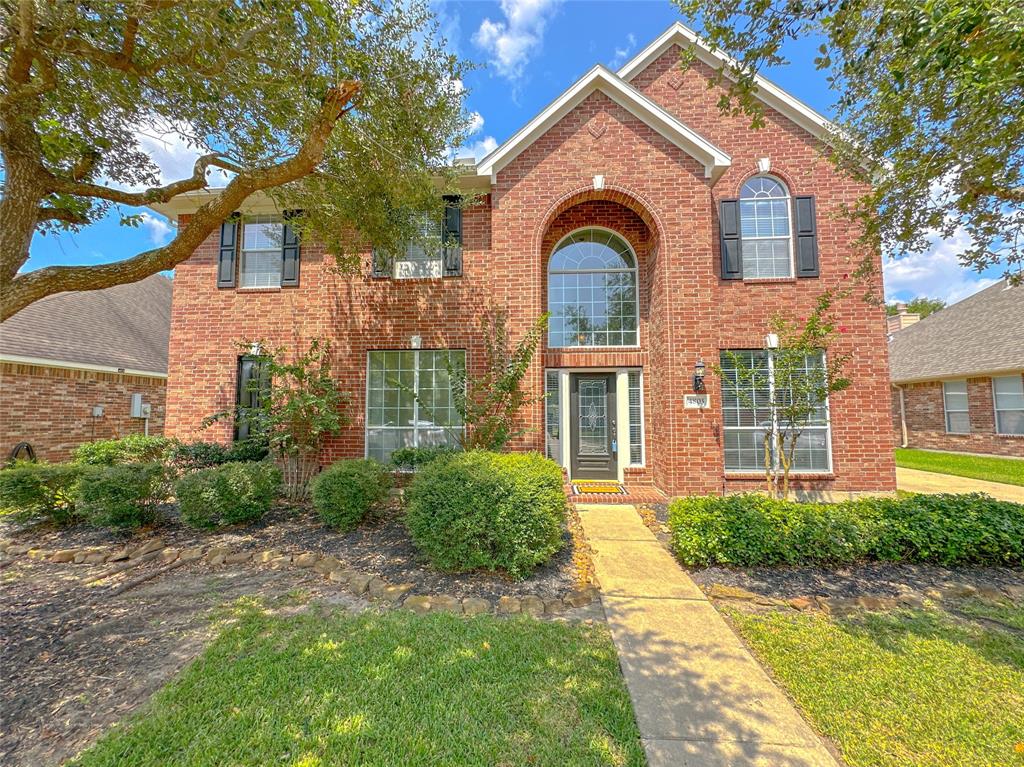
[
  {"left": 218, "top": 214, "right": 239, "bottom": 288},
  {"left": 794, "top": 195, "right": 820, "bottom": 277},
  {"left": 442, "top": 195, "right": 463, "bottom": 277},
  {"left": 719, "top": 199, "right": 742, "bottom": 280},
  {"left": 281, "top": 210, "right": 301, "bottom": 286}
]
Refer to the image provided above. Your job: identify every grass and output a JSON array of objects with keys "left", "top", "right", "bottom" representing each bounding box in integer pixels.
[
  {"left": 70, "top": 604, "right": 644, "bottom": 767},
  {"left": 729, "top": 604, "right": 1024, "bottom": 767},
  {"left": 895, "top": 448, "right": 1024, "bottom": 487}
]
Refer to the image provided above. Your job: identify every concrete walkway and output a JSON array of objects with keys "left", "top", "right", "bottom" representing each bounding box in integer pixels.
[
  {"left": 896, "top": 466, "right": 1024, "bottom": 503},
  {"left": 577, "top": 504, "right": 839, "bottom": 767}
]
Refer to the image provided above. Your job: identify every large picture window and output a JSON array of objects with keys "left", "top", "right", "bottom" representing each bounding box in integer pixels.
[
  {"left": 720, "top": 350, "right": 831, "bottom": 472},
  {"left": 739, "top": 176, "right": 793, "bottom": 279},
  {"left": 993, "top": 375, "right": 1024, "bottom": 435},
  {"left": 366, "top": 350, "right": 465, "bottom": 463},
  {"left": 548, "top": 228, "right": 638, "bottom": 348},
  {"left": 942, "top": 380, "right": 970, "bottom": 434}
]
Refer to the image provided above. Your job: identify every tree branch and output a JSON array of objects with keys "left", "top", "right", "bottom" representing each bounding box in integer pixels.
[{"left": 37, "top": 206, "right": 89, "bottom": 226}]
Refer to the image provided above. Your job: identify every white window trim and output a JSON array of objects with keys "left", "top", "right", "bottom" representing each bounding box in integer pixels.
[
  {"left": 627, "top": 369, "right": 646, "bottom": 467},
  {"left": 547, "top": 226, "right": 641, "bottom": 350},
  {"left": 239, "top": 216, "right": 284, "bottom": 289},
  {"left": 992, "top": 374, "right": 1024, "bottom": 436},
  {"left": 942, "top": 379, "right": 970, "bottom": 434},
  {"left": 738, "top": 175, "right": 795, "bottom": 280}
]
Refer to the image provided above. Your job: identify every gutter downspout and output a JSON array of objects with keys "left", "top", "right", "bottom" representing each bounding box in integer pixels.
[{"left": 896, "top": 385, "right": 908, "bottom": 448}]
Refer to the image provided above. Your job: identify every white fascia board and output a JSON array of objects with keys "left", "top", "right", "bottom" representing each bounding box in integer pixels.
[
  {"left": 0, "top": 353, "right": 168, "bottom": 379},
  {"left": 617, "top": 22, "right": 836, "bottom": 141},
  {"left": 476, "top": 64, "right": 731, "bottom": 181}
]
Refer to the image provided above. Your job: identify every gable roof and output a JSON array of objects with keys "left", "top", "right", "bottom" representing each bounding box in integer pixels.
[
  {"left": 617, "top": 22, "right": 837, "bottom": 142},
  {"left": 476, "top": 64, "right": 731, "bottom": 182},
  {"left": 0, "top": 274, "right": 172, "bottom": 376},
  {"left": 889, "top": 280, "right": 1024, "bottom": 384}
]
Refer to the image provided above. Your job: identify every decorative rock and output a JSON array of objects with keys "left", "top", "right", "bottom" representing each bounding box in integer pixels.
[
  {"left": 788, "top": 597, "right": 814, "bottom": 611},
  {"left": 328, "top": 568, "right": 352, "bottom": 584},
  {"left": 223, "top": 551, "right": 252, "bottom": 565},
  {"left": 269, "top": 555, "right": 292, "bottom": 569},
  {"left": 129, "top": 539, "right": 164, "bottom": 559},
  {"left": 6, "top": 544, "right": 30, "bottom": 556},
  {"left": 51, "top": 549, "right": 77, "bottom": 563},
  {"left": 107, "top": 548, "right": 130, "bottom": 562},
  {"left": 824, "top": 597, "right": 859, "bottom": 616},
  {"left": 923, "top": 588, "right": 943, "bottom": 601},
  {"left": 294, "top": 552, "right": 320, "bottom": 568},
  {"left": 381, "top": 583, "right": 415, "bottom": 603},
  {"left": 28, "top": 548, "right": 53, "bottom": 560},
  {"left": 367, "top": 577, "right": 389, "bottom": 599},
  {"left": 544, "top": 598, "right": 566, "bottom": 615},
  {"left": 431, "top": 594, "right": 462, "bottom": 613},
  {"left": 942, "top": 584, "right": 977, "bottom": 600},
  {"left": 708, "top": 584, "right": 758, "bottom": 601},
  {"left": 857, "top": 596, "right": 896, "bottom": 611},
  {"left": 179, "top": 547, "right": 204, "bottom": 562},
  {"left": 205, "top": 546, "right": 232, "bottom": 565},
  {"left": 313, "top": 556, "right": 342, "bottom": 574},
  {"left": 462, "top": 597, "right": 491, "bottom": 615},
  {"left": 754, "top": 596, "right": 786, "bottom": 607},
  {"left": 565, "top": 589, "right": 595, "bottom": 608},
  {"left": 159, "top": 548, "right": 180, "bottom": 563},
  {"left": 497, "top": 596, "right": 521, "bottom": 614},
  {"left": 896, "top": 591, "right": 925, "bottom": 609},
  {"left": 257, "top": 550, "right": 281, "bottom": 564},
  {"left": 520, "top": 595, "right": 544, "bottom": 617},
  {"left": 83, "top": 551, "right": 109, "bottom": 564},
  {"left": 348, "top": 573, "right": 373, "bottom": 595},
  {"left": 404, "top": 595, "right": 431, "bottom": 614}
]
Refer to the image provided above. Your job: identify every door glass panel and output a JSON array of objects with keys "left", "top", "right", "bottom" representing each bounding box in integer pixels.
[{"left": 578, "top": 379, "right": 608, "bottom": 455}]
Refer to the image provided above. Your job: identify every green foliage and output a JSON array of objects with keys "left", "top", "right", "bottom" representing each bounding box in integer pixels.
[
  {"left": 310, "top": 459, "right": 393, "bottom": 532},
  {"left": 0, "top": 463, "right": 84, "bottom": 525},
  {"left": 405, "top": 451, "right": 566, "bottom": 580},
  {"left": 176, "top": 462, "right": 281, "bottom": 529},
  {"left": 390, "top": 445, "right": 456, "bottom": 471},
  {"left": 885, "top": 297, "right": 946, "bottom": 319},
  {"left": 72, "top": 435, "right": 171, "bottom": 466},
  {"left": 166, "top": 439, "right": 269, "bottom": 475},
  {"left": 671, "top": 0, "right": 1024, "bottom": 280},
  {"left": 76, "top": 463, "right": 167, "bottom": 529},
  {"left": 668, "top": 493, "right": 1024, "bottom": 567}
]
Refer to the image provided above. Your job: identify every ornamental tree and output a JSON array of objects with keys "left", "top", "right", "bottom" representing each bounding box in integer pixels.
[{"left": 0, "top": 0, "right": 472, "bottom": 320}]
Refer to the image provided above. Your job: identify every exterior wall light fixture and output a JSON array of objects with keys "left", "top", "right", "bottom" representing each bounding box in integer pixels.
[{"left": 693, "top": 358, "right": 706, "bottom": 392}]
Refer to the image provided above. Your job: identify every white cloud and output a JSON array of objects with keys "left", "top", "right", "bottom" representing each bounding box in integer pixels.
[
  {"left": 883, "top": 226, "right": 999, "bottom": 305},
  {"left": 467, "top": 111, "right": 485, "bottom": 135},
  {"left": 465, "top": 135, "right": 498, "bottom": 161},
  {"left": 140, "top": 212, "right": 174, "bottom": 245},
  {"left": 611, "top": 33, "right": 637, "bottom": 69},
  {"left": 473, "top": 0, "right": 562, "bottom": 81}
]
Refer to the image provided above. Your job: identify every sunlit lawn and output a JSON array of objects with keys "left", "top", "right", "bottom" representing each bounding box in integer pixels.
[
  {"left": 70, "top": 604, "right": 644, "bottom": 767},
  {"left": 730, "top": 602, "right": 1024, "bottom": 767},
  {"left": 895, "top": 448, "right": 1024, "bottom": 487}
]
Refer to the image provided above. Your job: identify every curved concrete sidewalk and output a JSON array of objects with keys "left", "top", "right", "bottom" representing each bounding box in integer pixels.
[
  {"left": 577, "top": 504, "right": 839, "bottom": 767},
  {"left": 896, "top": 466, "right": 1024, "bottom": 503}
]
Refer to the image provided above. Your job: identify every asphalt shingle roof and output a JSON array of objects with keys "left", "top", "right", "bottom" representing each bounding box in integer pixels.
[
  {"left": 0, "top": 274, "right": 172, "bottom": 374},
  {"left": 889, "top": 279, "right": 1024, "bottom": 383}
]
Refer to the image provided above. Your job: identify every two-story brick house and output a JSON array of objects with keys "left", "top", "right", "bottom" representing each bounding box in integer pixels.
[{"left": 152, "top": 23, "right": 896, "bottom": 500}]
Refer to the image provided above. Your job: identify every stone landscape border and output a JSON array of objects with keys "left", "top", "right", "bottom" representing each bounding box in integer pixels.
[{"left": 0, "top": 539, "right": 601, "bottom": 619}]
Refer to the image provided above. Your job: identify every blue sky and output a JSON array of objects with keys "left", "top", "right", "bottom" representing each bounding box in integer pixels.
[{"left": 28, "top": 0, "right": 1002, "bottom": 305}]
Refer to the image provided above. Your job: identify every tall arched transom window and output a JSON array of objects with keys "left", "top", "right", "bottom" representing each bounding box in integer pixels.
[
  {"left": 739, "top": 176, "right": 793, "bottom": 279},
  {"left": 548, "top": 227, "right": 639, "bottom": 348}
]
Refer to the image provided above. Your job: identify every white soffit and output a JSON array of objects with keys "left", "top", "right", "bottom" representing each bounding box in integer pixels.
[{"left": 476, "top": 64, "right": 731, "bottom": 182}]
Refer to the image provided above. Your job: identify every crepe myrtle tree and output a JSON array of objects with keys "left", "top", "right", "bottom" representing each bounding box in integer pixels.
[
  {"left": 672, "top": 0, "right": 1024, "bottom": 283},
  {"left": 714, "top": 291, "right": 851, "bottom": 499},
  {"left": 0, "top": 0, "right": 474, "bottom": 320}
]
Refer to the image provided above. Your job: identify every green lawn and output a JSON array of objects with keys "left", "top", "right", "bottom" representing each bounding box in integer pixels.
[
  {"left": 70, "top": 604, "right": 644, "bottom": 767},
  {"left": 730, "top": 604, "right": 1024, "bottom": 767},
  {"left": 895, "top": 448, "right": 1024, "bottom": 487}
]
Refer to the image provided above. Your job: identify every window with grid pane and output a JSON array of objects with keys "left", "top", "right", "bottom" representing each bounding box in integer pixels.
[
  {"left": 240, "top": 216, "right": 283, "bottom": 288},
  {"left": 942, "top": 380, "right": 970, "bottom": 434},
  {"left": 720, "top": 350, "right": 831, "bottom": 472},
  {"left": 628, "top": 370, "right": 643, "bottom": 465},
  {"left": 365, "top": 350, "right": 465, "bottom": 463},
  {"left": 548, "top": 228, "right": 638, "bottom": 348},
  {"left": 993, "top": 375, "right": 1024, "bottom": 435},
  {"left": 739, "top": 176, "right": 793, "bottom": 279}
]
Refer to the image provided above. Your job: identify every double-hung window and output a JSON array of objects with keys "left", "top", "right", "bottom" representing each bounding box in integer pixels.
[
  {"left": 739, "top": 177, "right": 793, "bottom": 279},
  {"left": 240, "top": 216, "right": 284, "bottom": 288},
  {"left": 366, "top": 350, "right": 465, "bottom": 462},
  {"left": 720, "top": 350, "right": 831, "bottom": 472},
  {"left": 372, "top": 197, "right": 463, "bottom": 279},
  {"left": 993, "top": 375, "right": 1024, "bottom": 435},
  {"left": 942, "top": 380, "right": 970, "bottom": 434}
]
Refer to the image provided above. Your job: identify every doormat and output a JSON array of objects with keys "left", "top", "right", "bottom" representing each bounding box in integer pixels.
[{"left": 572, "top": 481, "right": 626, "bottom": 495}]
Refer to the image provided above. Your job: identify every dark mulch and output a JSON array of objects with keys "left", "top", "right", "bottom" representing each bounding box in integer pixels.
[
  {"left": 644, "top": 502, "right": 1024, "bottom": 600},
  {"left": 1, "top": 500, "right": 579, "bottom": 602}
]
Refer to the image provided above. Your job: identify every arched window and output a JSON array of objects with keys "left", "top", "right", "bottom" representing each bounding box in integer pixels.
[
  {"left": 548, "top": 227, "right": 638, "bottom": 347},
  {"left": 739, "top": 176, "right": 793, "bottom": 279}
]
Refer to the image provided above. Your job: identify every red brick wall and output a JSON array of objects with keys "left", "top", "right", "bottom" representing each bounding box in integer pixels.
[
  {"left": 163, "top": 46, "right": 896, "bottom": 497},
  {"left": 892, "top": 376, "right": 1024, "bottom": 457},
  {"left": 0, "top": 362, "right": 166, "bottom": 462}
]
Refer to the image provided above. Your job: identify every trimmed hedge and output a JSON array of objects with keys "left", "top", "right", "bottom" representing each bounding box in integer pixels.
[
  {"left": 390, "top": 445, "right": 455, "bottom": 472},
  {"left": 176, "top": 461, "right": 281, "bottom": 529},
  {"left": 668, "top": 493, "right": 1024, "bottom": 568},
  {"left": 405, "top": 451, "right": 566, "bottom": 580},
  {"left": 77, "top": 463, "right": 167, "bottom": 529},
  {"left": 166, "top": 439, "right": 269, "bottom": 475},
  {"left": 311, "top": 459, "right": 393, "bottom": 532},
  {"left": 0, "top": 463, "right": 85, "bottom": 525},
  {"left": 73, "top": 435, "right": 171, "bottom": 466}
]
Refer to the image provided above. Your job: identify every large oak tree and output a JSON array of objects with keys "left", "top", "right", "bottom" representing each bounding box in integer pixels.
[{"left": 0, "top": 0, "right": 472, "bottom": 320}]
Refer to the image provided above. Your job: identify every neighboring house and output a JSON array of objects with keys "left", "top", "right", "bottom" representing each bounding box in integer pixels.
[
  {"left": 0, "top": 274, "right": 171, "bottom": 461},
  {"left": 890, "top": 280, "right": 1024, "bottom": 457},
  {"left": 150, "top": 23, "right": 896, "bottom": 499}
]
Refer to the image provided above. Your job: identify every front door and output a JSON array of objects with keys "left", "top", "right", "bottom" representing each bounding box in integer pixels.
[{"left": 570, "top": 373, "right": 617, "bottom": 480}]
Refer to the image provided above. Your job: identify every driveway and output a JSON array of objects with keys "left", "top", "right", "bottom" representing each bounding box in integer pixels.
[{"left": 896, "top": 466, "right": 1024, "bottom": 503}]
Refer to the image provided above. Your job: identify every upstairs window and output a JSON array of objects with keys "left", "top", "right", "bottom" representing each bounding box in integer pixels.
[
  {"left": 942, "top": 380, "right": 970, "bottom": 434},
  {"left": 993, "top": 375, "right": 1024, "bottom": 435},
  {"left": 739, "top": 176, "right": 793, "bottom": 279},
  {"left": 241, "top": 216, "right": 284, "bottom": 288},
  {"left": 372, "top": 197, "right": 463, "bottom": 279}
]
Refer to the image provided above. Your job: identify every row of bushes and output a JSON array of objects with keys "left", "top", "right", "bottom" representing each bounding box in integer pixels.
[
  {"left": 669, "top": 493, "right": 1024, "bottom": 567},
  {"left": 70, "top": 434, "right": 268, "bottom": 471}
]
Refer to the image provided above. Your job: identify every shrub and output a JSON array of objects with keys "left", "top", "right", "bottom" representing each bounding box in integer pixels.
[
  {"left": 77, "top": 463, "right": 167, "bottom": 529},
  {"left": 668, "top": 492, "right": 1024, "bottom": 568},
  {"left": 176, "top": 461, "right": 281, "bottom": 529},
  {"left": 390, "top": 445, "right": 456, "bottom": 471},
  {"left": 311, "top": 459, "right": 393, "bottom": 532},
  {"left": 0, "top": 463, "right": 85, "bottom": 525},
  {"left": 166, "top": 441, "right": 231, "bottom": 474},
  {"left": 73, "top": 435, "right": 171, "bottom": 466},
  {"left": 405, "top": 451, "right": 565, "bottom": 580}
]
